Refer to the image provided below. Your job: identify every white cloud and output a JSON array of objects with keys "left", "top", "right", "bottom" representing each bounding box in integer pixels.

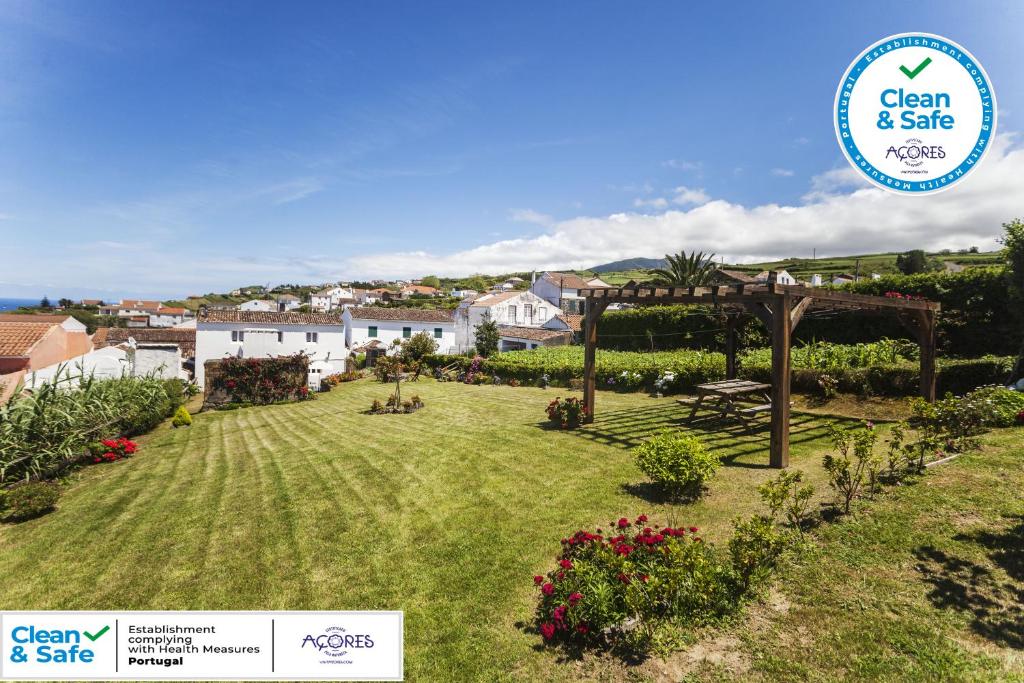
[
  {"left": 794, "top": 136, "right": 811, "bottom": 146},
  {"left": 509, "top": 208, "right": 554, "bottom": 226},
  {"left": 771, "top": 168, "right": 795, "bottom": 177},
  {"left": 633, "top": 197, "right": 669, "bottom": 209},
  {"left": 671, "top": 186, "right": 710, "bottom": 206},
  {"left": 662, "top": 159, "right": 703, "bottom": 172},
  {"left": 342, "top": 133, "right": 1022, "bottom": 278}
]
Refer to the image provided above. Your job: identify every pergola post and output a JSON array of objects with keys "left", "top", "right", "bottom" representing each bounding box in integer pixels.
[
  {"left": 898, "top": 309, "right": 938, "bottom": 402},
  {"left": 919, "top": 310, "right": 937, "bottom": 402},
  {"left": 769, "top": 292, "right": 792, "bottom": 468},
  {"left": 725, "top": 314, "right": 739, "bottom": 379},
  {"left": 582, "top": 298, "right": 607, "bottom": 423}
]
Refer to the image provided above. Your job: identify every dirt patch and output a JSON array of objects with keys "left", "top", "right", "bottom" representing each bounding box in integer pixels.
[
  {"left": 793, "top": 393, "right": 913, "bottom": 422},
  {"left": 640, "top": 634, "right": 751, "bottom": 681}
]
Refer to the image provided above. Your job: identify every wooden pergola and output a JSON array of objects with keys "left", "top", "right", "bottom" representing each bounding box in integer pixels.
[{"left": 579, "top": 276, "right": 941, "bottom": 468}]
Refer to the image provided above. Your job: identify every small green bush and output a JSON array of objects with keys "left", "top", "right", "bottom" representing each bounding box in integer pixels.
[
  {"left": 3, "top": 482, "right": 61, "bottom": 521},
  {"left": 966, "top": 385, "right": 1024, "bottom": 427},
  {"left": 728, "top": 514, "right": 788, "bottom": 589},
  {"left": 171, "top": 406, "right": 192, "bottom": 428},
  {"left": 633, "top": 432, "right": 718, "bottom": 500}
]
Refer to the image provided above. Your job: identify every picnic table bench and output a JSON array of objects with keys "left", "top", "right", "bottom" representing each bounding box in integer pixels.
[{"left": 679, "top": 379, "right": 773, "bottom": 429}]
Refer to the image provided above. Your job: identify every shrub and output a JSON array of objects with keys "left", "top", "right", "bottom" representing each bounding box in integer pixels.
[
  {"left": 0, "top": 375, "right": 179, "bottom": 485},
  {"left": 822, "top": 422, "right": 880, "bottom": 514},
  {"left": 399, "top": 330, "right": 438, "bottom": 363},
  {"left": 90, "top": 437, "right": 138, "bottom": 463},
  {"left": 633, "top": 433, "right": 718, "bottom": 500},
  {"left": 369, "top": 399, "right": 384, "bottom": 414},
  {"left": 757, "top": 470, "right": 815, "bottom": 532},
  {"left": 545, "top": 397, "right": 588, "bottom": 429},
  {"left": 966, "top": 385, "right": 1024, "bottom": 427},
  {"left": 3, "top": 481, "right": 61, "bottom": 521},
  {"left": 728, "top": 515, "right": 788, "bottom": 589},
  {"left": 171, "top": 406, "right": 192, "bottom": 428},
  {"left": 533, "top": 516, "right": 741, "bottom": 654},
  {"left": 210, "top": 354, "right": 312, "bottom": 406}
]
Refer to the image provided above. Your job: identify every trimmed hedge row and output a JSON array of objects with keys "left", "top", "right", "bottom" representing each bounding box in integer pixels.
[
  {"left": 423, "top": 348, "right": 1016, "bottom": 396},
  {"left": 739, "top": 355, "right": 1015, "bottom": 397}
]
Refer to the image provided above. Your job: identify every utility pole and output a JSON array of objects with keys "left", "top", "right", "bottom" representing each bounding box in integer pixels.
[{"left": 855, "top": 258, "right": 861, "bottom": 282}]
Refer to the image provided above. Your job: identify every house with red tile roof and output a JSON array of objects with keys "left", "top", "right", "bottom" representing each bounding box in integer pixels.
[{"left": 0, "top": 314, "right": 92, "bottom": 402}]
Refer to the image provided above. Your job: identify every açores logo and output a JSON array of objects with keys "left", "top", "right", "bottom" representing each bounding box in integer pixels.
[{"left": 834, "top": 33, "right": 996, "bottom": 195}]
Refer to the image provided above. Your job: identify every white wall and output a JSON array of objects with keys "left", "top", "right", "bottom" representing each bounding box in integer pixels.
[
  {"left": 239, "top": 300, "right": 275, "bottom": 312},
  {"left": 343, "top": 313, "right": 456, "bottom": 355},
  {"left": 530, "top": 277, "right": 578, "bottom": 308},
  {"left": 149, "top": 313, "right": 186, "bottom": 327},
  {"left": 195, "top": 322, "right": 347, "bottom": 387}
]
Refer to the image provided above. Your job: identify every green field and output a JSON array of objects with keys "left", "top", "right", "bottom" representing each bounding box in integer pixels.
[
  {"left": 588, "top": 249, "right": 1002, "bottom": 285},
  {"left": 1, "top": 380, "right": 1021, "bottom": 680}
]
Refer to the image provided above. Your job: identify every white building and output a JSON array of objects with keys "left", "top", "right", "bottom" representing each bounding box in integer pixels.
[
  {"left": 753, "top": 270, "right": 797, "bottom": 285},
  {"left": 239, "top": 299, "right": 276, "bottom": 312},
  {"left": 343, "top": 307, "right": 456, "bottom": 356},
  {"left": 311, "top": 286, "right": 356, "bottom": 312},
  {"left": 530, "top": 272, "right": 610, "bottom": 314},
  {"left": 194, "top": 309, "right": 347, "bottom": 389},
  {"left": 148, "top": 307, "right": 192, "bottom": 328},
  {"left": 275, "top": 294, "right": 302, "bottom": 312},
  {"left": 25, "top": 343, "right": 185, "bottom": 388},
  {"left": 454, "top": 290, "right": 558, "bottom": 353}
]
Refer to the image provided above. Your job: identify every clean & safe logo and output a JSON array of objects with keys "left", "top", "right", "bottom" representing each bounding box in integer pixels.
[{"left": 834, "top": 33, "right": 996, "bottom": 194}]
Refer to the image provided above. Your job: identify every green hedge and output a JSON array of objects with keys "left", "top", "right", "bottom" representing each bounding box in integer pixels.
[
  {"left": 592, "top": 269, "right": 1021, "bottom": 358},
  {"left": 425, "top": 347, "right": 1015, "bottom": 397},
  {"left": 739, "top": 355, "right": 1015, "bottom": 397}
]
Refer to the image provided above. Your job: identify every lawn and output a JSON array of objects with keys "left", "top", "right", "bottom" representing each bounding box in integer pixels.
[{"left": 0, "top": 379, "right": 1020, "bottom": 681}]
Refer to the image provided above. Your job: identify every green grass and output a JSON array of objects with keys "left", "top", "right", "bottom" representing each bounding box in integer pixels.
[{"left": 1, "top": 380, "right": 1021, "bottom": 681}]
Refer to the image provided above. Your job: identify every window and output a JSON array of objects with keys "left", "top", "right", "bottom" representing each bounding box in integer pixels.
[
  {"left": 231, "top": 330, "right": 245, "bottom": 342},
  {"left": 306, "top": 332, "right": 318, "bottom": 343},
  {"left": 538, "top": 306, "right": 546, "bottom": 319},
  {"left": 508, "top": 305, "right": 517, "bottom": 323},
  {"left": 402, "top": 327, "right": 412, "bottom": 338},
  {"left": 277, "top": 331, "right": 283, "bottom": 343},
  {"left": 524, "top": 303, "right": 533, "bottom": 322},
  {"left": 434, "top": 327, "right": 443, "bottom": 338},
  {"left": 368, "top": 326, "right": 378, "bottom": 338}
]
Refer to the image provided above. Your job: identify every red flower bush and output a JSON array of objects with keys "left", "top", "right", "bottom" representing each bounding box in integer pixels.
[
  {"left": 92, "top": 437, "right": 138, "bottom": 464},
  {"left": 545, "top": 397, "right": 589, "bottom": 429},
  {"left": 532, "top": 515, "right": 747, "bottom": 654}
]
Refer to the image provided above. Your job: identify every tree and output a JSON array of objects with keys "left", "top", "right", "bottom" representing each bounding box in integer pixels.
[
  {"left": 420, "top": 275, "right": 441, "bottom": 290},
  {"left": 1000, "top": 219, "right": 1024, "bottom": 377},
  {"left": 39, "top": 296, "right": 51, "bottom": 309},
  {"left": 58, "top": 298, "right": 74, "bottom": 309},
  {"left": 400, "top": 330, "right": 438, "bottom": 363},
  {"left": 651, "top": 250, "right": 718, "bottom": 286},
  {"left": 474, "top": 315, "right": 500, "bottom": 357},
  {"left": 895, "top": 249, "right": 940, "bottom": 275}
]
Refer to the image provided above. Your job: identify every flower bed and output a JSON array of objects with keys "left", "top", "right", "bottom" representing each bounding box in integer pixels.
[
  {"left": 545, "top": 397, "right": 588, "bottom": 429},
  {"left": 205, "top": 354, "right": 313, "bottom": 408},
  {"left": 89, "top": 437, "right": 138, "bottom": 463},
  {"left": 532, "top": 514, "right": 781, "bottom": 654}
]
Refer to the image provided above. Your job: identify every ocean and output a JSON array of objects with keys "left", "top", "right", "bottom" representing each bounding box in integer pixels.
[{"left": 0, "top": 298, "right": 39, "bottom": 312}]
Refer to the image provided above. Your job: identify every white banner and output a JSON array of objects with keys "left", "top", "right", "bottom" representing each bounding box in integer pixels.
[{"left": 0, "top": 611, "right": 403, "bottom": 681}]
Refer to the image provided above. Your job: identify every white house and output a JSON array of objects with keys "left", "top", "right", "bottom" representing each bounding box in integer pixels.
[
  {"left": 450, "top": 288, "right": 478, "bottom": 299},
  {"left": 753, "top": 270, "right": 797, "bottom": 285},
  {"left": 530, "top": 272, "right": 610, "bottom": 314},
  {"left": 275, "top": 294, "right": 302, "bottom": 312},
  {"left": 194, "top": 309, "right": 347, "bottom": 389},
  {"left": 311, "top": 286, "right": 356, "bottom": 312},
  {"left": 239, "top": 299, "right": 276, "bottom": 312},
  {"left": 454, "top": 290, "right": 558, "bottom": 353},
  {"left": 148, "top": 306, "right": 192, "bottom": 328},
  {"left": 343, "top": 307, "right": 456, "bottom": 356}
]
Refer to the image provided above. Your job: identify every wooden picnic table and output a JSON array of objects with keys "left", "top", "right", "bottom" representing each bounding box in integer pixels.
[{"left": 682, "top": 379, "right": 773, "bottom": 429}]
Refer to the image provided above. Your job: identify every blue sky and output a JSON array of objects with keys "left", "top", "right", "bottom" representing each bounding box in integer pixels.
[{"left": 1, "top": 1, "right": 1022, "bottom": 299}]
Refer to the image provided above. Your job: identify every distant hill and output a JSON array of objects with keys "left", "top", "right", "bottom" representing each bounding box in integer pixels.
[{"left": 589, "top": 257, "right": 666, "bottom": 273}]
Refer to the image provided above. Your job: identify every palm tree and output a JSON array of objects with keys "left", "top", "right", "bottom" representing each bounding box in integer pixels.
[{"left": 651, "top": 250, "right": 718, "bottom": 286}]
